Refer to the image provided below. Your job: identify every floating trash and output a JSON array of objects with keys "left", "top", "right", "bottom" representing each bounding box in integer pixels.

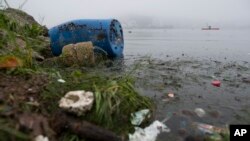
[
  {"left": 129, "top": 120, "right": 170, "bottom": 141},
  {"left": 211, "top": 80, "right": 221, "bottom": 87},
  {"left": 192, "top": 122, "right": 227, "bottom": 135},
  {"left": 168, "top": 93, "right": 175, "bottom": 98},
  {"left": 194, "top": 108, "right": 206, "bottom": 117},
  {"left": 59, "top": 90, "right": 94, "bottom": 116},
  {"left": 131, "top": 109, "right": 150, "bottom": 126}
]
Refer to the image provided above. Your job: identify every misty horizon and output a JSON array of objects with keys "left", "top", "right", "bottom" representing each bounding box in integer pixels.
[{"left": 3, "top": 0, "right": 250, "bottom": 29}]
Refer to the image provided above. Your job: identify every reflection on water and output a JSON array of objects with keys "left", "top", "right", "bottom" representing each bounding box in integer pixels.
[{"left": 124, "top": 29, "right": 250, "bottom": 62}]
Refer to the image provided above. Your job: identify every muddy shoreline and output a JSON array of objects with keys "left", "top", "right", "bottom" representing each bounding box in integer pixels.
[{"left": 125, "top": 55, "right": 250, "bottom": 140}]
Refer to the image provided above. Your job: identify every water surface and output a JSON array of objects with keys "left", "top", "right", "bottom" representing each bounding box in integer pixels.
[{"left": 123, "top": 28, "right": 250, "bottom": 140}]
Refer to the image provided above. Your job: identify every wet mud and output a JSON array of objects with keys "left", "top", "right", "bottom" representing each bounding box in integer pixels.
[{"left": 125, "top": 55, "right": 250, "bottom": 140}]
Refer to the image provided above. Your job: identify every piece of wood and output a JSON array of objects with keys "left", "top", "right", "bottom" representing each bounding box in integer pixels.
[{"left": 51, "top": 112, "right": 122, "bottom": 141}]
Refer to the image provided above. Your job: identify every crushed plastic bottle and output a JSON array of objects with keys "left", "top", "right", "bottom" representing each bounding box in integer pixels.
[
  {"left": 131, "top": 109, "right": 150, "bottom": 126},
  {"left": 194, "top": 108, "right": 206, "bottom": 117},
  {"left": 129, "top": 120, "right": 170, "bottom": 141}
]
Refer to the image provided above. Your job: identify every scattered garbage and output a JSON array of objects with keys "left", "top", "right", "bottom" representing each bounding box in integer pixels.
[
  {"left": 0, "top": 56, "right": 23, "bottom": 69},
  {"left": 61, "top": 42, "right": 95, "bottom": 66},
  {"left": 168, "top": 93, "right": 175, "bottom": 98},
  {"left": 32, "top": 51, "right": 45, "bottom": 62},
  {"left": 59, "top": 90, "right": 94, "bottom": 116},
  {"left": 192, "top": 123, "right": 229, "bottom": 141},
  {"left": 129, "top": 120, "right": 170, "bottom": 141},
  {"left": 34, "top": 135, "right": 49, "bottom": 141},
  {"left": 192, "top": 122, "right": 227, "bottom": 135},
  {"left": 162, "top": 93, "right": 175, "bottom": 102},
  {"left": 57, "top": 79, "right": 66, "bottom": 83},
  {"left": 194, "top": 108, "right": 206, "bottom": 117},
  {"left": 211, "top": 80, "right": 221, "bottom": 87},
  {"left": 131, "top": 109, "right": 150, "bottom": 126}
]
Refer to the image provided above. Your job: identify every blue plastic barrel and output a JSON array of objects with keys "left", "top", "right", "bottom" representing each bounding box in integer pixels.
[{"left": 49, "top": 19, "right": 124, "bottom": 58}]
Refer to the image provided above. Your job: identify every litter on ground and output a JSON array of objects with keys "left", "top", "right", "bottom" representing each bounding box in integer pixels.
[
  {"left": 59, "top": 90, "right": 94, "bottom": 116},
  {"left": 129, "top": 120, "right": 170, "bottom": 141},
  {"left": 131, "top": 109, "right": 150, "bottom": 126}
]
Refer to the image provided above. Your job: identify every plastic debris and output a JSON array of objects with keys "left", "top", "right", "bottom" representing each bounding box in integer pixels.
[
  {"left": 131, "top": 109, "right": 150, "bottom": 126},
  {"left": 168, "top": 93, "right": 174, "bottom": 98},
  {"left": 34, "top": 135, "right": 49, "bottom": 141},
  {"left": 192, "top": 122, "right": 227, "bottom": 135},
  {"left": 211, "top": 80, "right": 221, "bottom": 87},
  {"left": 192, "top": 122, "right": 230, "bottom": 141},
  {"left": 129, "top": 120, "right": 170, "bottom": 141},
  {"left": 194, "top": 108, "right": 206, "bottom": 117},
  {"left": 162, "top": 93, "right": 175, "bottom": 102},
  {"left": 59, "top": 90, "right": 94, "bottom": 116},
  {"left": 0, "top": 56, "right": 23, "bottom": 69},
  {"left": 57, "top": 79, "right": 66, "bottom": 83}
]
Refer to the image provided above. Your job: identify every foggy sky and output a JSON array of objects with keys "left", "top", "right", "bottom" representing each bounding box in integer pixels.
[{"left": 6, "top": 0, "right": 250, "bottom": 28}]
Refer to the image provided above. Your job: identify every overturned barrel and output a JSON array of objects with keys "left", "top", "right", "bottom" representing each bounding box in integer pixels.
[{"left": 49, "top": 19, "right": 124, "bottom": 58}]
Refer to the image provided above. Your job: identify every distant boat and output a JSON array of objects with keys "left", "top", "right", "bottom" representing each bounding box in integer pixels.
[{"left": 202, "top": 26, "right": 219, "bottom": 30}]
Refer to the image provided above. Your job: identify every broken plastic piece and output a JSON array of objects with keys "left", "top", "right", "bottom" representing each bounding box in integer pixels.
[
  {"left": 193, "top": 122, "right": 227, "bottom": 135},
  {"left": 194, "top": 108, "right": 206, "bottom": 117},
  {"left": 59, "top": 90, "right": 94, "bottom": 116},
  {"left": 168, "top": 93, "right": 174, "bottom": 98},
  {"left": 57, "top": 79, "right": 66, "bottom": 83},
  {"left": 131, "top": 109, "right": 150, "bottom": 126},
  {"left": 211, "top": 80, "right": 221, "bottom": 87},
  {"left": 0, "top": 56, "right": 23, "bottom": 69},
  {"left": 129, "top": 120, "right": 170, "bottom": 141},
  {"left": 34, "top": 135, "right": 49, "bottom": 141}
]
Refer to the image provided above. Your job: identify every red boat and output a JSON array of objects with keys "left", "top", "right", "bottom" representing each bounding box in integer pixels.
[{"left": 202, "top": 26, "right": 219, "bottom": 30}]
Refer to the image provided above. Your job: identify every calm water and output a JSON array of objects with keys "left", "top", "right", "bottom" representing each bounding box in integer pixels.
[{"left": 124, "top": 29, "right": 250, "bottom": 62}]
